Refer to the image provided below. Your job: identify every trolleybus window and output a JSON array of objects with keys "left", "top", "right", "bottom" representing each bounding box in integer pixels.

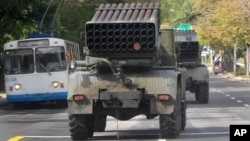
[
  {"left": 35, "top": 46, "right": 66, "bottom": 72},
  {"left": 4, "top": 49, "right": 34, "bottom": 74}
]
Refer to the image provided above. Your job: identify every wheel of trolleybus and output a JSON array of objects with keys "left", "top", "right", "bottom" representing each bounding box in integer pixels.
[
  {"left": 57, "top": 100, "right": 68, "bottom": 108},
  {"left": 195, "top": 83, "right": 209, "bottom": 104},
  {"left": 69, "top": 114, "right": 94, "bottom": 140},
  {"left": 159, "top": 82, "right": 182, "bottom": 139},
  {"left": 12, "top": 102, "right": 26, "bottom": 110}
]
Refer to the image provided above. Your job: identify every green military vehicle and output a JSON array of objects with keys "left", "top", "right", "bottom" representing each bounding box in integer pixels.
[
  {"left": 68, "top": 3, "right": 187, "bottom": 140},
  {"left": 175, "top": 30, "right": 209, "bottom": 104}
]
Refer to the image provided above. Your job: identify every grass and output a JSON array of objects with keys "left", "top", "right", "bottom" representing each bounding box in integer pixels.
[
  {"left": 230, "top": 67, "right": 250, "bottom": 78},
  {"left": 204, "top": 63, "right": 212, "bottom": 67},
  {"left": 240, "top": 75, "right": 250, "bottom": 78}
]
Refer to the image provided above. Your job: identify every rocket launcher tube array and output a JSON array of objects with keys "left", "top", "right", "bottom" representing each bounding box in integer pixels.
[{"left": 85, "top": 3, "right": 160, "bottom": 55}]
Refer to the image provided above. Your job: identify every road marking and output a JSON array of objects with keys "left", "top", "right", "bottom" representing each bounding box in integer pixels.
[
  {"left": 8, "top": 136, "right": 70, "bottom": 140},
  {"left": 12, "top": 132, "right": 229, "bottom": 140},
  {"left": 25, "top": 136, "right": 70, "bottom": 138},
  {"left": 231, "top": 97, "right": 235, "bottom": 100},
  {"left": 226, "top": 94, "right": 230, "bottom": 97},
  {"left": 7, "top": 136, "right": 25, "bottom": 141},
  {"left": 244, "top": 104, "right": 249, "bottom": 107},
  {"left": 237, "top": 100, "right": 242, "bottom": 103}
]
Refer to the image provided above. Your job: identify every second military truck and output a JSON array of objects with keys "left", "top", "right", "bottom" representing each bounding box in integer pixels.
[
  {"left": 68, "top": 3, "right": 187, "bottom": 140},
  {"left": 175, "top": 30, "right": 209, "bottom": 103}
]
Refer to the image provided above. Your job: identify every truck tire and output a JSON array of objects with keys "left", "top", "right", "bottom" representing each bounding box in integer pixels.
[
  {"left": 160, "top": 84, "right": 181, "bottom": 138},
  {"left": 94, "top": 115, "right": 107, "bottom": 132},
  {"left": 69, "top": 114, "right": 94, "bottom": 140},
  {"left": 181, "top": 102, "right": 186, "bottom": 131},
  {"left": 195, "top": 83, "right": 209, "bottom": 104}
]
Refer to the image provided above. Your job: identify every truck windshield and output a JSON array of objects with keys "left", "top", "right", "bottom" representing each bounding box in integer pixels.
[
  {"left": 35, "top": 46, "right": 66, "bottom": 73},
  {"left": 4, "top": 49, "right": 34, "bottom": 75}
]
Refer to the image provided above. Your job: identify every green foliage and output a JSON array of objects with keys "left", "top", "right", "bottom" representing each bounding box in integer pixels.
[
  {"left": 0, "top": 0, "right": 195, "bottom": 50},
  {"left": 160, "top": 0, "right": 197, "bottom": 25},
  {"left": 0, "top": 0, "right": 248, "bottom": 62},
  {"left": 0, "top": 0, "right": 54, "bottom": 52},
  {"left": 193, "top": 0, "right": 249, "bottom": 49}
]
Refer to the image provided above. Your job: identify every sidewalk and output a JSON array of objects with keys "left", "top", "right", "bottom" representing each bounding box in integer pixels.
[
  {"left": 208, "top": 66, "right": 250, "bottom": 84},
  {"left": 221, "top": 73, "right": 250, "bottom": 84}
]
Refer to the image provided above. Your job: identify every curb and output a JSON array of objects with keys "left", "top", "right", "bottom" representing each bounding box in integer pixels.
[{"left": 215, "top": 72, "right": 250, "bottom": 84}]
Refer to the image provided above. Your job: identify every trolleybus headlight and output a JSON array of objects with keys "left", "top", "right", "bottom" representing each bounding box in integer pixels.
[
  {"left": 52, "top": 81, "right": 60, "bottom": 88},
  {"left": 14, "top": 84, "right": 21, "bottom": 90}
]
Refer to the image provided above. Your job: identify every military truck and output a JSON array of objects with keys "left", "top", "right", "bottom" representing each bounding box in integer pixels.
[
  {"left": 68, "top": 3, "right": 187, "bottom": 140},
  {"left": 174, "top": 30, "right": 209, "bottom": 104}
]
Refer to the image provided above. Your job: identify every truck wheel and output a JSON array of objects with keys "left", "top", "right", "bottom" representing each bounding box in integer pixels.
[
  {"left": 69, "top": 114, "right": 94, "bottom": 140},
  {"left": 196, "top": 83, "right": 209, "bottom": 104},
  {"left": 160, "top": 85, "right": 181, "bottom": 138},
  {"left": 181, "top": 102, "right": 186, "bottom": 131},
  {"left": 94, "top": 115, "right": 107, "bottom": 132}
]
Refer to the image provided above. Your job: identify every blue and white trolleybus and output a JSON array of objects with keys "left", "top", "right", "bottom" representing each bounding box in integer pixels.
[{"left": 4, "top": 36, "right": 80, "bottom": 108}]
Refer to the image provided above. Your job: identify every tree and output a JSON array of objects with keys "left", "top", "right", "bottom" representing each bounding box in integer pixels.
[
  {"left": 0, "top": 0, "right": 55, "bottom": 52},
  {"left": 193, "top": 0, "right": 249, "bottom": 49},
  {"left": 160, "top": 0, "right": 197, "bottom": 26}
]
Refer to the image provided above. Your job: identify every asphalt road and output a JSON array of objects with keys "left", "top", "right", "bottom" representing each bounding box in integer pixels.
[{"left": 1, "top": 73, "right": 250, "bottom": 141}]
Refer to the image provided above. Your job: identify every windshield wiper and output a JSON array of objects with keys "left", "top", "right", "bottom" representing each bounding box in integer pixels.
[{"left": 40, "top": 63, "right": 52, "bottom": 75}]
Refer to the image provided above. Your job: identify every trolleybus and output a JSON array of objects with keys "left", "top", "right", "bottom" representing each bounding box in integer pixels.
[{"left": 4, "top": 36, "right": 80, "bottom": 108}]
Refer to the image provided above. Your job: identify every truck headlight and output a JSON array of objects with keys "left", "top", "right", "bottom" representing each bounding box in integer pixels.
[
  {"left": 52, "top": 81, "right": 60, "bottom": 88},
  {"left": 14, "top": 84, "right": 21, "bottom": 90}
]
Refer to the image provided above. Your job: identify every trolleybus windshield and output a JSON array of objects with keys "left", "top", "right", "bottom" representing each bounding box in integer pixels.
[
  {"left": 4, "top": 49, "right": 34, "bottom": 74},
  {"left": 35, "top": 46, "right": 66, "bottom": 73}
]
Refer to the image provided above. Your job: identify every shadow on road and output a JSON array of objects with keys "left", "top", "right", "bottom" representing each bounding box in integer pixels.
[{"left": 0, "top": 101, "right": 67, "bottom": 113}]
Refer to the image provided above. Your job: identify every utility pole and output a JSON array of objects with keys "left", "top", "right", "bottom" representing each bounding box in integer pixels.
[
  {"left": 210, "top": 49, "right": 213, "bottom": 66},
  {"left": 233, "top": 44, "right": 237, "bottom": 74},
  {"left": 246, "top": 46, "right": 249, "bottom": 76}
]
